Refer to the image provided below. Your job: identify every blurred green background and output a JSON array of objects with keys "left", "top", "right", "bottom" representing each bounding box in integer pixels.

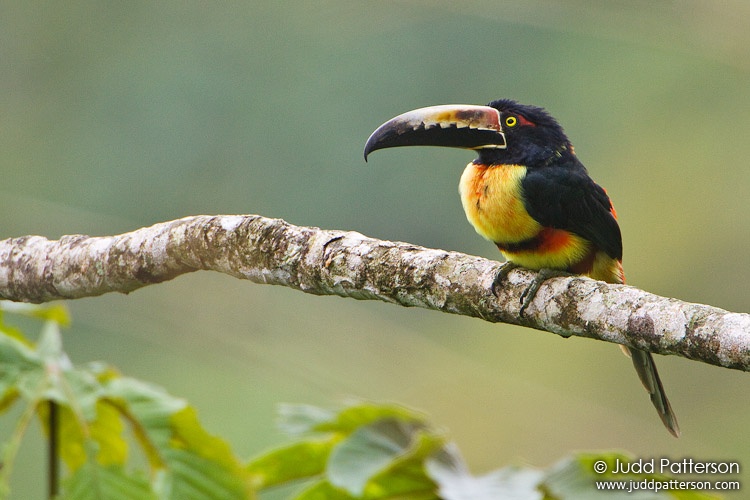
[{"left": 2, "top": 1, "right": 749, "bottom": 497}]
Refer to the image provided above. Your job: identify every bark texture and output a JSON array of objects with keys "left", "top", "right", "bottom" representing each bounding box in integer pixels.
[{"left": 1, "top": 214, "right": 747, "bottom": 370}]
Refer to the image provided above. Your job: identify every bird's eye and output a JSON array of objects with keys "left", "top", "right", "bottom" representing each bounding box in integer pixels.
[{"left": 505, "top": 116, "right": 517, "bottom": 127}]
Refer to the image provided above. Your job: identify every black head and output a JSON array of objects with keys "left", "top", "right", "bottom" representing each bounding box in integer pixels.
[{"left": 480, "top": 99, "right": 573, "bottom": 167}]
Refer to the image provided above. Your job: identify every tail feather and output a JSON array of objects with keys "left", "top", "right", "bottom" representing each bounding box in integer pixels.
[{"left": 625, "top": 346, "right": 680, "bottom": 437}]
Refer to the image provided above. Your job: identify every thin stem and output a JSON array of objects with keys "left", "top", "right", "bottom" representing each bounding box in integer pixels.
[{"left": 48, "top": 401, "right": 59, "bottom": 499}]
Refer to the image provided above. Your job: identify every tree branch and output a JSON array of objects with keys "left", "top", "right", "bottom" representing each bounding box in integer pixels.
[{"left": 1, "top": 214, "right": 748, "bottom": 371}]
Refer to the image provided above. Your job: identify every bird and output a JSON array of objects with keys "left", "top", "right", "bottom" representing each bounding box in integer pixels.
[{"left": 363, "top": 99, "right": 680, "bottom": 437}]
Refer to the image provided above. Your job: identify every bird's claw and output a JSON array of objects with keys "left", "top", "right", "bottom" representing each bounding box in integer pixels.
[
  {"left": 492, "top": 264, "right": 572, "bottom": 317},
  {"left": 518, "top": 268, "right": 572, "bottom": 317},
  {"left": 491, "top": 261, "right": 521, "bottom": 298}
]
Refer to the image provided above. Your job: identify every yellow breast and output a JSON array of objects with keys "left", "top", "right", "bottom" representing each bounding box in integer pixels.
[
  {"left": 458, "top": 163, "right": 540, "bottom": 244},
  {"left": 458, "top": 162, "right": 592, "bottom": 271}
]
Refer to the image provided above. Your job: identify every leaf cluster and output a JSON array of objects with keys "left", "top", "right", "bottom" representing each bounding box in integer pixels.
[
  {"left": 0, "top": 302, "right": 249, "bottom": 499},
  {"left": 0, "top": 303, "right": 720, "bottom": 499},
  {"left": 247, "top": 402, "right": 718, "bottom": 500}
]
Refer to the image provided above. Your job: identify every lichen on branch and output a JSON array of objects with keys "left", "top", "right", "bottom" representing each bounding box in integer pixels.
[{"left": 0, "top": 214, "right": 748, "bottom": 371}]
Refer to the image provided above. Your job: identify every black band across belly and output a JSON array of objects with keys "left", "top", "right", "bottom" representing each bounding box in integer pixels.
[{"left": 495, "top": 234, "right": 543, "bottom": 253}]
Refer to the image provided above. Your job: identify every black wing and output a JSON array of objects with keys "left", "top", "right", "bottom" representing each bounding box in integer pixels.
[{"left": 521, "top": 161, "right": 622, "bottom": 260}]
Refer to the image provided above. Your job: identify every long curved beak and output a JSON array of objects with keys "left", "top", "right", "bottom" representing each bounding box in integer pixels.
[{"left": 364, "top": 104, "right": 506, "bottom": 161}]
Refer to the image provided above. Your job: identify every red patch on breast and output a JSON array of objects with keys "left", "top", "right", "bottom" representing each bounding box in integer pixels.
[{"left": 536, "top": 227, "right": 572, "bottom": 253}]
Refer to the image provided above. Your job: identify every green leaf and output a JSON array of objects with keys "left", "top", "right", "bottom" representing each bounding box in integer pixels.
[
  {"left": 155, "top": 448, "right": 250, "bottom": 500},
  {"left": 36, "top": 319, "right": 64, "bottom": 358},
  {"left": 294, "top": 480, "right": 355, "bottom": 500},
  {"left": 0, "top": 301, "right": 71, "bottom": 327},
  {"left": 319, "top": 402, "right": 428, "bottom": 435},
  {"left": 171, "top": 406, "right": 244, "bottom": 471},
  {"left": 0, "top": 331, "right": 40, "bottom": 411},
  {"left": 279, "top": 401, "right": 427, "bottom": 436},
  {"left": 61, "top": 462, "right": 154, "bottom": 500},
  {"left": 104, "top": 377, "right": 252, "bottom": 499},
  {"left": 39, "top": 402, "right": 88, "bottom": 471},
  {"left": 102, "top": 376, "right": 187, "bottom": 467},
  {"left": 278, "top": 403, "right": 338, "bottom": 435},
  {"left": 247, "top": 438, "right": 336, "bottom": 489},
  {"left": 362, "top": 460, "right": 438, "bottom": 500},
  {"left": 327, "top": 417, "right": 442, "bottom": 497},
  {"left": 0, "top": 316, "right": 33, "bottom": 346},
  {"left": 0, "top": 306, "right": 253, "bottom": 499},
  {"left": 44, "top": 399, "right": 131, "bottom": 470},
  {"left": 361, "top": 428, "right": 445, "bottom": 499},
  {"left": 89, "top": 400, "right": 129, "bottom": 466},
  {"left": 327, "top": 419, "right": 412, "bottom": 495}
]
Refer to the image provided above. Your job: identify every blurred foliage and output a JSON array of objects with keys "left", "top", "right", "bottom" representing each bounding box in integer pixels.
[
  {"left": 248, "top": 402, "right": 721, "bottom": 499},
  {"left": 0, "top": 302, "right": 723, "bottom": 498},
  {"left": 0, "top": 302, "right": 251, "bottom": 499},
  {"left": 1, "top": 1, "right": 748, "bottom": 498}
]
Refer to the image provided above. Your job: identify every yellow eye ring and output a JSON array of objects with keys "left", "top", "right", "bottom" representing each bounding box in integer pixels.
[{"left": 505, "top": 116, "right": 517, "bottom": 127}]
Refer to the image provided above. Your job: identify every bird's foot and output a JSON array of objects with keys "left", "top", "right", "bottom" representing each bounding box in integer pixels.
[
  {"left": 491, "top": 264, "right": 572, "bottom": 317},
  {"left": 491, "top": 261, "right": 521, "bottom": 298},
  {"left": 518, "top": 268, "right": 572, "bottom": 317}
]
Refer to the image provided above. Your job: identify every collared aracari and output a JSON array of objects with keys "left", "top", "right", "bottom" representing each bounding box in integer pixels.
[{"left": 363, "top": 99, "right": 679, "bottom": 437}]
